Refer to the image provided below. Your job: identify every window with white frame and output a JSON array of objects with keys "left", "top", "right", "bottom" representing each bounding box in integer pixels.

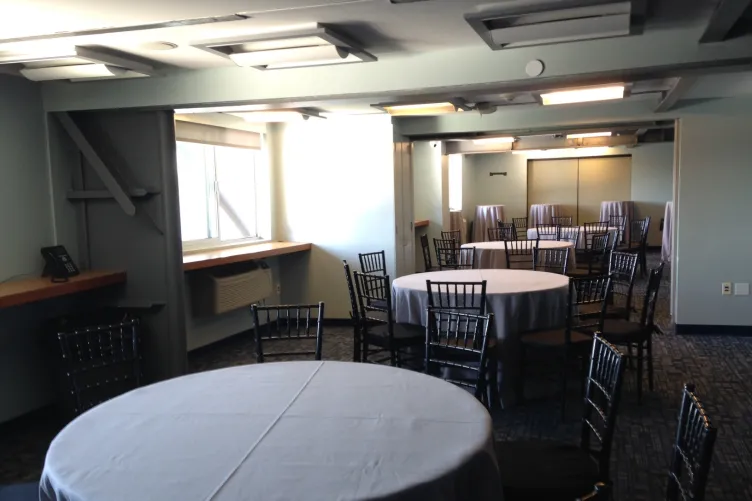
[{"left": 176, "top": 141, "right": 261, "bottom": 248}]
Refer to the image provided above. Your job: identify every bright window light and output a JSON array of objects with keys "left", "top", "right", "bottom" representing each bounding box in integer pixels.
[
  {"left": 448, "top": 154, "right": 463, "bottom": 211},
  {"left": 176, "top": 142, "right": 260, "bottom": 245},
  {"left": 566, "top": 132, "right": 612, "bottom": 139},
  {"left": 472, "top": 137, "right": 516, "bottom": 145},
  {"left": 541, "top": 86, "right": 625, "bottom": 106},
  {"left": 382, "top": 102, "right": 459, "bottom": 116},
  {"left": 512, "top": 147, "right": 614, "bottom": 158}
]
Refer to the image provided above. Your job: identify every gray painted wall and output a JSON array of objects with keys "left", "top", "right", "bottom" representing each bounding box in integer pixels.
[
  {"left": 461, "top": 143, "right": 674, "bottom": 246},
  {"left": 0, "top": 75, "right": 57, "bottom": 422},
  {"left": 412, "top": 141, "right": 443, "bottom": 268},
  {"left": 269, "top": 115, "right": 396, "bottom": 319},
  {"left": 675, "top": 115, "right": 752, "bottom": 327}
]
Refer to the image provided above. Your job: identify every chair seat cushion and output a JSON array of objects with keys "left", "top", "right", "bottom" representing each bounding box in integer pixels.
[
  {"left": 0, "top": 482, "right": 39, "bottom": 501},
  {"left": 495, "top": 440, "right": 600, "bottom": 500},
  {"left": 601, "top": 319, "right": 646, "bottom": 342},
  {"left": 521, "top": 328, "right": 592, "bottom": 346}
]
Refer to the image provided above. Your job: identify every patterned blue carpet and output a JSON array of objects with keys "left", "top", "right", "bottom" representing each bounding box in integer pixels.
[{"left": 2, "top": 252, "right": 751, "bottom": 501}]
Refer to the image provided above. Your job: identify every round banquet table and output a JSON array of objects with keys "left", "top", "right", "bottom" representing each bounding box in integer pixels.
[
  {"left": 462, "top": 240, "right": 576, "bottom": 270},
  {"left": 528, "top": 203, "right": 562, "bottom": 227},
  {"left": 473, "top": 205, "right": 505, "bottom": 242},
  {"left": 527, "top": 226, "right": 619, "bottom": 249},
  {"left": 40, "top": 362, "right": 502, "bottom": 501},
  {"left": 393, "top": 269, "right": 569, "bottom": 402}
]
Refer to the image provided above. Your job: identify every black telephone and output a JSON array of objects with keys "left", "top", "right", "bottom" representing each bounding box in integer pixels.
[{"left": 41, "top": 245, "right": 80, "bottom": 282}]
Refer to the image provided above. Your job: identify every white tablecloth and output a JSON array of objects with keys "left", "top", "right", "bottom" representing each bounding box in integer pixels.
[
  {"left": 473, "top": 205, "right": 505, "bottom": 243},
  {"left": 449, "top": 209, "right": 468, "bottom": 244},
  {"left": 41, "top": 362, "right": 502, "bottom": 501},
  {"left": 462, "top": 240, "right": 576, "bottom": 270},
  {"left": 528, "top": 204, "right": 562, "bottom": 227},
  {"left": 661, "top": 201, "right": 673, "bottom": 263},
  {"left": 527, "top": 226, "right": 619, "bottom": 249},
  {"left": 599, "top": 200, "right": 634, "bottom": 243}
]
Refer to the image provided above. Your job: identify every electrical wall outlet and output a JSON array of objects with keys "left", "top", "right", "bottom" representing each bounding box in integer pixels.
[
  {"left": 722, "top": 282, "right": 732, "bottom": 295},
  {"left": 276, "top": 284, "right": 281, "bottom": 294},
  {"left": 735, "top": 283, "right": 750, "bottom": 296}
]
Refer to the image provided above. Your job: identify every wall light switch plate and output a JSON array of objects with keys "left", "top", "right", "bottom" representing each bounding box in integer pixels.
[
  {"left": 722, "top": 282, "right": 732, "bottom": 295},
  {"left": 735, "top": 283, "right": 750, "bottom": 296}
]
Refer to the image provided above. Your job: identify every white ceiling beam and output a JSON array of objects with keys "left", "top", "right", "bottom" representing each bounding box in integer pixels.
[
  {"left": 655, "top": 77, "right": 698, "bottom": 113},
  {"left": 41, "top": 26, "right": 752, "bottom": 112},
  {"left": 699, "top": 0, "right": 752, "bottom": 43}
]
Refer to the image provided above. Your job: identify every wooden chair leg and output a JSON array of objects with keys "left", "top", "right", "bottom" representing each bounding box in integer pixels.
[
  {"left": 637, "top": 342, "right": 644, "bottom": 404},
  {"left": 647, "top": 336, "right": 655, "bottom": 391}
]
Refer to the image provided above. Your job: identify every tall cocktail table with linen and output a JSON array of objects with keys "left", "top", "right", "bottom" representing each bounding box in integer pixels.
[
  {"left": 393, "top": 269, "right": 569, "bottom": 401},
  {"left": 473, "top": 205, "right": 505, "bottom": 242},
  {"left": 528, "top": 203, "right": 561, "bottom": 227},
  {"left": 449, "top": 209, "right": 468, "bottom": 244},
  {"left": 661, "top": 201, "right": 673, "bottom": 263},
  {"left": 527, "top": 226, "right": 619, "bottom": 249},
  {"left": 462, "top": 240, "right": 576, "bottom": 270},
  {"left": 599, "top": 200, "right": 634, "bottom": 243},
  {"left": 40, "top": 361, "right": 502, "bottom": 501}
]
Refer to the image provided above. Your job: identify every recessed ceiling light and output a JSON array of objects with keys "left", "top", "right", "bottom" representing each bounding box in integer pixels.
[
  {"left": 381, "top": 102, "right": 466, "bottom": 116},
  {"left": 229, "top": 45, "right": 348, "bottom": 67},
  {"left": 566, "top": 132, "right": 613, "bottom": 139},
  {"left": 20, "top": 64, "right": 148, "bottom": 81},
  {"left": 472, "top": 136, "right": 516, "bottom": 145},
  {"left": 139, "top": 42, "right": 178, "bottom": 51},
  {"left": 541, "top": 85, "right": 625, "bottom": 106}
]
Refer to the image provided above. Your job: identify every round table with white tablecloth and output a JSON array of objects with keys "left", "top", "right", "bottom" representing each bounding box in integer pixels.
[
  {"left": 393, "top": 269, "right": 569, "bottom": 402},
  {"left": 473, "top": 205, "right": 505, "bottom": 242},
  {"left": 40, "top": 361, "right": 502, "bottom": 501},
  {"left": 599, "top": 200, "right": 634, "bottom": 243},
  {"left": 528, "top": 203, "right": 562, "bottom": 227},
  {"left": 462, "top": 240, "right": 576, "bottom": 270},
  {"left": 527, "top": 226, "right": 619, "bottom": 249}
]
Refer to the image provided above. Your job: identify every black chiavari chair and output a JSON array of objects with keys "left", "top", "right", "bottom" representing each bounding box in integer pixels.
[
  {"left": 536, "top": 224, "right": 560, "bottom": 241},
  {"left": 573, "top": 233, "right": 611, "bottom": 276},
  {"left": 343, "top": 260, "right": 362, "bottom": 362},
  {"left": 606, "top": 252, "right": 639, "bottom": 320},
  {"left": 426, "top": 280, "right": 487, "bottom": 315},
  {"left": 425, "top": 308, "right": 493, "bottom": 407},
  {"left": 666, "top": 383, "right": 717, "bottom": 501},
  {"left": 518, "top": 275, "right": 611, "bottom": 418},
  {"left": 358, "top": 250, "right": 387, "bottom": 275},
  {"left": 435, "top": 240, "right": 476, "bottom": 270},
  {"left": 608, "top": 215, "right": 627, "bottom": 244},
  {"left": 533, "top": 247, "right": 570, "bottom": 275},
  {"left": 552, "top": 215, "right": 573, "bottom": 226},
  {"left": 419, "top": 234, "right": 437, "bottom": 272},
  {"left": 600, "top": 263, "right": 664, "bottom": 403},
  {"left": 497, "top": 335, "right": 625, "bottom": 499},
  {"left": 512, "top": 217, "right": 528, "bottom": 240},
  {"left": 251, "top": 303, "right": 324, "bottom": 363},
  {"left": 56, "top": 313, "right": 142, "bottom": 417},
  {"left": 504, "top": 239, "right": 536, "bottom": 270},
  {"left": 623, "top": 217, "right": 651, "bottom": 277},
  {"left": 441, "top": 230, "right": 461, "bottom": 243},
  {"left": 353, "top": 271, "right": 423, "bottom": 367},
  {"left": 559, "top": 225, "right": 581, "bottom": 247},
  {"left": 488, "top": 226, "right": 515, "bottom": 242}
]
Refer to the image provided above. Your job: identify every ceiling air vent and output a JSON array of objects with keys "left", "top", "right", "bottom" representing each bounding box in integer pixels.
[{"left": 465, "top": 1, "right": 635, "bottom": 50}]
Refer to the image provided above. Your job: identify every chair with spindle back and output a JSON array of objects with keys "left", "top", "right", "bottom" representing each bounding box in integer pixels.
[
  {"left": 251, "top": 303, "right": 324, "bottom": 363},
  {"left": 488, "top": 226, "right": 515, "bottom": 242},
  {"left": 624, "top": 217, "right": 650, "bottom": 277},
  {"left": 512, "top": 217, "right": 528, "bottom": 240},
  {"left": 343, "top": 261, "right": 362, "bottom": 362},
  {"left": 533, "top": 247, "right": 570, "bottom": 275},
  {"left": 426, "top": 280, "right": 488, "bottom": 315},
  {"left": 435, "top": 239, "right": 476, "bottom": 270},
  {"left": 600, "top": 263, "right": 664, "bottom": 403},
  {"left": 552, "top": 215, "right": 573, "bottom": 226},
  {"left": 496, "top": 335, "right": 625, "bottom": 500},
  {"left": 666, "top": 383, "right": 717, "bottom": 501},
  {"left": 56, "top": 312, "right": 142, "bottom": 417},
  {"left": 358, "top": 250, "right": 387, "bottom": 275},
  {"left": 536, "top": 224, "right": 560, "bottom": 241},
  {"left": 353, "top": 271, "right": 424, "bottom": 367},
  {"left": 419, "top": 234, "right": 437, "bottom": 272},
  {"left": 559, "top": 226, "right": 581, "bottom": 247},
  {"left": 425, "top": 308, "right": 494, "bottom": 408},
  {"left": 504, "top": 240, "right": 536, "bottom": 270},
  {"left": 573, "top": 233, "right": 610, "bottom": 276},
  {"left": 605, "top": 252, "right": 639, "bottom": 320},
  {"left": 441, "top": 230, "right": 461, "bottom": 243},
  {"left": 608, "top": 215, "right": 627, "bottom": 244},
  {"left": 583, "top": 221, "right": 608, "bottom": 249},
  {"left": 518, "top": 275, "right": 611, "bottom": 418}
]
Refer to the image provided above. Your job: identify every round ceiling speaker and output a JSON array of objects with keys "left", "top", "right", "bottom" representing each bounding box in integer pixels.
[{"left": 525, "top": 59, "right": 544, "bottom": 77}]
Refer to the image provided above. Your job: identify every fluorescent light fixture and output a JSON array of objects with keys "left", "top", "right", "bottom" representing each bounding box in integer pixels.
[
  {"left": 0, "top": 46, "right": 78, "bottom": 64},
  {"left": 567, "top": 132, "right": 613, "bottom": 139},
  {"left": 472, "top": 136, "right": 515, "bottom": 145},
  {"left": 20, "top": 64, "right": 146, "bottom": 81},
  {"left": 382, "top": 102, "right": 461, "bottom": 116},
  {"left": 512, "top": 147, "right": 613, "bottom": 158},
  {"left": 229, "top": 45, "right": 349, "bottom": 67},
  {"left": 229, "top": 110, "right": 323, "bottom": 123},
  {"left": 541, "top": 85, "right": 625, "bottom": 106}
]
